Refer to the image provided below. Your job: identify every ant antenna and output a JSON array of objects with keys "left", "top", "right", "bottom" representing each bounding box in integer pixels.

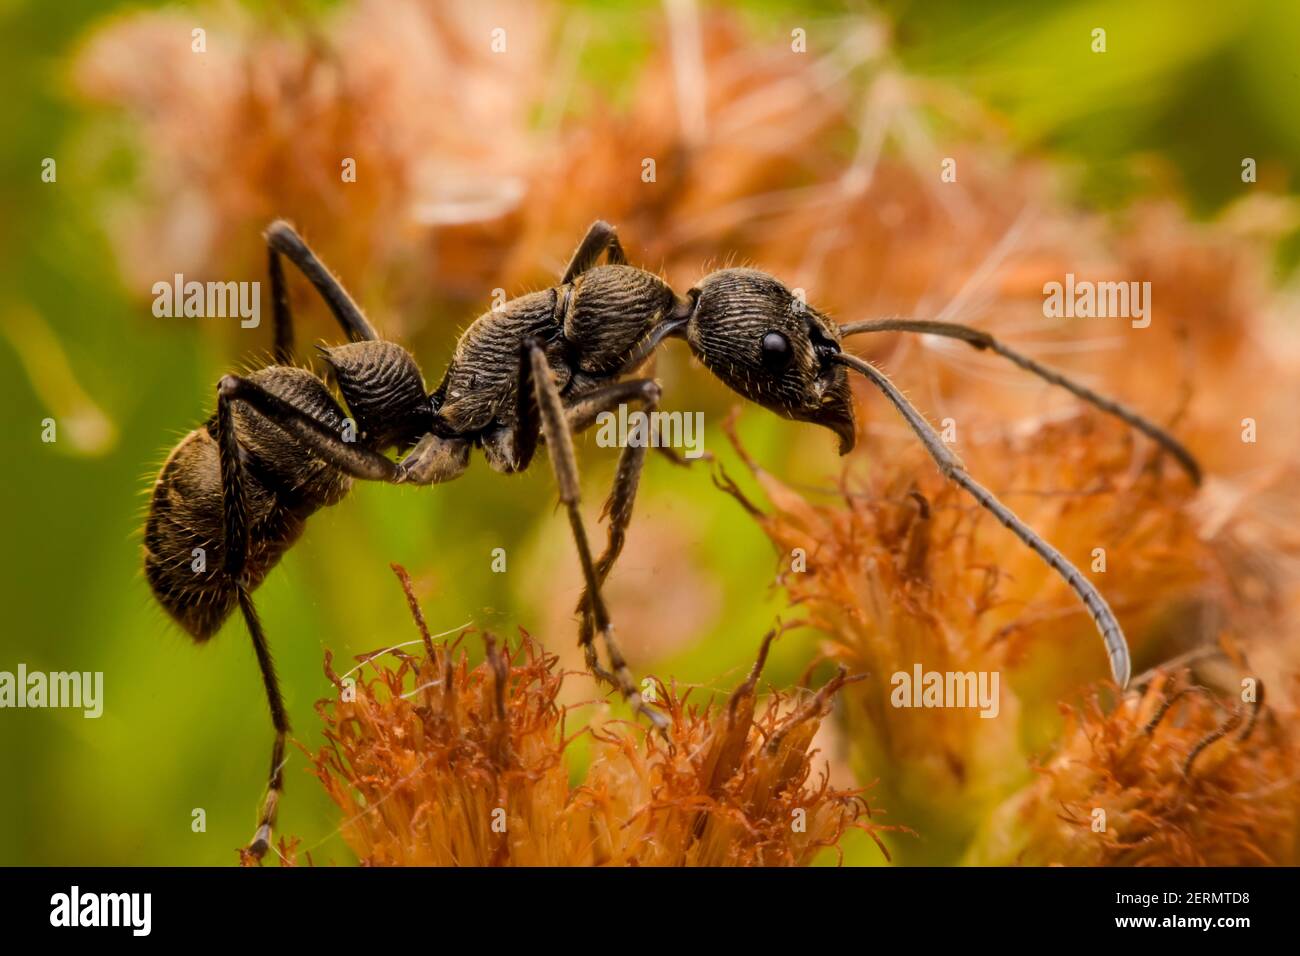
[
  {"left": 838, "top": 318, "right": 1201, "bottom": 485},
  {"left": 831, "top": 351, "right": 1131, "bottom": 687}
]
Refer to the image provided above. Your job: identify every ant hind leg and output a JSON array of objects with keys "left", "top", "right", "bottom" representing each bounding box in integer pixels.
[
  {"left": 235, "top": 587, "right": 288, "bottom": 863},
  {"left": 263, "top": 220, "right": 381, "bottom": 348},
  {"left": 267, "top": 240, "right": 295, "bottom": 364},
  {"left": 215, "top": 381, "right": 291, "bottom": 863},
  {"left": 214, "top": 372, "right": 405, "bottom": 861},
  {"left": 217, "top": 375, "right": 399, "bottom": 482}
]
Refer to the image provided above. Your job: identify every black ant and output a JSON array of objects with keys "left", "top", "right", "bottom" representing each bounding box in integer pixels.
[{"left": 144, "top": 219, "right": 1200, "bottom": 861}]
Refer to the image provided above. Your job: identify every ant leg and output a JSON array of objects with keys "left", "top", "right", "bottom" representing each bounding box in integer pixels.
[
  {"left": 236, "top": 589, "right": 287, "bottom": 861},
  {"left": 215, "top": 372, "right": 408, "bottom": 860},
  {"left": 838, "top": 318, "right": 1201, "bottom": 485},
  {"left": 493, "top": 351, "right": 666, "bottom": 687},
  {"left": 217, "top": 375, "right": 399, "bottom": 482},
  {"left": 267, "top": 241, "right": 294, "bottom": 364},
  {"left": 562, "top": 220, "right": 627, "bottom": 284},
  {"left": 562, "top": 379, "right": 663, "bottom": 664},
  {"left": 481, "top": 341, "right": 545, "bottom": 474},
  {"left": 571, "top": 380, "right": 697, "bottom": 467},
  {"left": 214, "top": 383, "right": 289, "bottom": 862},
  {"left": 564, "top": 378, "right": 661, "bottom": 434},
  {"left": 263, "top": 220, "right": 380, "bottom": 344},
  {"left": 523, "top": 340, "right": 667, "bottom": 730}
]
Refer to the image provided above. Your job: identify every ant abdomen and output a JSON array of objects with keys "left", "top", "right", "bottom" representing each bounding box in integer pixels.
[{"left": 144, "top": 366, "right": 351, "bottom": 641}]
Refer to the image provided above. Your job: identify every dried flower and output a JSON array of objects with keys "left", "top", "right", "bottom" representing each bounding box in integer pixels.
[
  {"left": 965, "top": 672, "right": 1300, "bottom": 866},
  {"left": 72, "top": 0, "right": 552, "bottom": 323},
  {"left": 713, "top": 380, "right": 1300, "bottom": 863},
  {"left": 301, "top": 567, "right": 888, "bottom": 866},
  {"left": 575, "top": 630, "right": 893, "bottom": 866},
  {"left": 75, "top": 0, "right": 1300, "bottom": 868}
]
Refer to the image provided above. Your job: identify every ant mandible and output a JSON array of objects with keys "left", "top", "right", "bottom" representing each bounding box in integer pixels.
[{"left": 144, "top": 219, "right": 1200, "bottom": 861}]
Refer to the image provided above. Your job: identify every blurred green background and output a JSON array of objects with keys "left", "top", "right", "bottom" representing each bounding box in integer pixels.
[{"left": 0, "top": 0, "right": 1296, "bottom": 866}]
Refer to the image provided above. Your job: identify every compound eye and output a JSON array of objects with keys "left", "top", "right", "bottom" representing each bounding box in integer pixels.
[{"left": 760, "top": 331, "right": 793, "bottom": 372}]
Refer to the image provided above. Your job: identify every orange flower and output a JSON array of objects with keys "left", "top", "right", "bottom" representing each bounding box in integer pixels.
[
  {"left": 966, "top": 672, "right": 1300, "bottom": 866},
  {"left": 300, "top": 567, "right": 889, "bottom": 866},
  {"left": 576, "top": 630, "right": 893, "bottom": 866},
  {"left": 72, "top": 0, "right": 552, "bottom": 325},
  {"left": 713, "top": 400, "right": 1293, "bottom": 862}
]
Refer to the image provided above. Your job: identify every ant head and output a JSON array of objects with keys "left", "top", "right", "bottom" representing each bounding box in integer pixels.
[
  {"left": 685, "top": 268, "right": 855, "bottom": 453},
  {"left": 317, "top": 340, "right": 432, "bottom": 450}
]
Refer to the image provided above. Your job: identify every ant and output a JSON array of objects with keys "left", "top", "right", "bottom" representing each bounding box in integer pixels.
[{"left": 144, "top": 219, "right": 1201, "bottom": 861}]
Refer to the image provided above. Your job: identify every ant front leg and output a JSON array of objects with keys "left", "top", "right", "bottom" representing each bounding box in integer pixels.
[{"left": 522, "top": 340, "right": 668, "bottom": 731}]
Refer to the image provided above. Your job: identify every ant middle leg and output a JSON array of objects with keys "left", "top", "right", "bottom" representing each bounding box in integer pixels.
[
  {"left": 484, "top": 360, "right": 663, "bottom": 682},
  {"left": 562, "top": 220, "right": 627, "bottom": 284},
  {"left": 479, "top": 340, "right": 546, "bottom": 474},
  {"left": 521, "top": 340, "right": 667, "bottom": 729},
  {"left": 561, "top": 379, "right": 665, "bottom": 673},
  {"left": 488, "top": 372, "right": 664, "bottom": 679}
]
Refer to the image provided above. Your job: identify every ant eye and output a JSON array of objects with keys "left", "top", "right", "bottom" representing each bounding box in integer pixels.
[{"left": 760, "top": 331, "right": 792, "bottom": 372}]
